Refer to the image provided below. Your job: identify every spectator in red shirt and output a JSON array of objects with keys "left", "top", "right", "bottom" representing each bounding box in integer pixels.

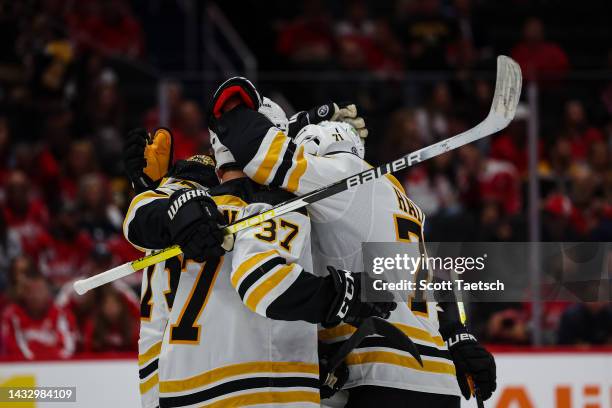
[
  {"left": 82, "top": 286, "right": 138, "bottom": 352},
  {"left": 38, "top": 203, "right": 93, "bottom": 288},
  {"left": 17, "top": 143, "right": 62, "bottom": 203},
  {"left": 558, "top": 100, "right": 604, "bottom": 160},
  {"left": 69, "top": 0, "right": 144, "bottom": 58},
  {"left": 489, "top": 120, "right": 541, "bottom": 176},
  {"left": 511, "top": 17, "right": 569, "bottom": 86},
  {"left": 542, "top": 194, "right": 582, "bottom": 241},
  {"left": 276, "top": 0, "right": 335, "bottom": 66},
  {"left": 1, "top": 256, "right": 77, "bottom": 359},
  {"left": 2, "top": 171, "right": 50, "bottom": 258},
  {"left": 142, "top": 80, "right": 185, "bottom": 130},
  {"left": 334, "top": 0, "right": 403, "bottom": 74},
  {"left": 457, "top": 144, "right": 521, "bottom": 215},
  {"left": 11, "top": 110, "right": 73, "bottom": 208},
  {"left": 172, "top": 101, "right": 209, "bottom": 161}
]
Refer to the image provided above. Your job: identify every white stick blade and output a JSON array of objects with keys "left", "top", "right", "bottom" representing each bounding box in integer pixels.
[
  {"left": 489, "top": 56, "right": 523, "bottom": 126},
  {"left": 73, "top": 262, "right": 135, "bottom": 295}
]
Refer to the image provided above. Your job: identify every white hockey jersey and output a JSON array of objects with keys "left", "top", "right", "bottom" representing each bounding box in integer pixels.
[
  {"left": 221, "top": 115, "right": 460, "bottom": 397},
  {"left": 138, "top": 252, "right": 182, "bottom": 408},
  {"left": 123, "top": 177, "right": 334, "bottom": 408}
]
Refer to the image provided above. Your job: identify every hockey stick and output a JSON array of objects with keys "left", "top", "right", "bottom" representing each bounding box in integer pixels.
[
  {"left": 321, "top": 317, "right": 422, "bottom": 388},
  {"left": 73, "top": 56, "right": 521, "bottom": 295}
]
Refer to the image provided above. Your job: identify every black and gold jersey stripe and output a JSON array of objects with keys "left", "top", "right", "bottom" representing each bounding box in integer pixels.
[
  {"left": 139, "top": 358, "right": 159, "bottom": 380},
  {"left": 356, "top": 337, "right": 452, "bottom": 361},
  {"left": 159, "top": 376, "right": 319, "bottom": 407},
  {"left": 159, "top": 361, "right": 320, "bottom": 407},
  {"left": 236, "top": 256, "right": 286, "bottom": 300},
  {"left": 138, "top": 341, "right": 162, "bottom": 394},
  {"left": 346, "top": 351, "right": 456, "bottom": 376},
  {"left": 318, "top": 322, "right": 456, "bottom": 377}
]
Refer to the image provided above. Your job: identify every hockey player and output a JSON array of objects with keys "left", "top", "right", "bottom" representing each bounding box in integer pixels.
[
  {"left": 123, "top": 128, "right": 221, "bottom": 407},
  {"left": 207, "top": 77, "right": 496, "bottom": 407},
  {"left": 122, "top": 129, "right": 396, "bottom": 407}
]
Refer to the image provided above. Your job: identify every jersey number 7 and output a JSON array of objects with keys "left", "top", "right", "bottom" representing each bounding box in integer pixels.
[
  {"left": 140, "top": 257, "right": 223, "bottom": 344},
  {"left": 169, "top": 259, "right": 223, "bottom": 344},
  {"left": 394, "top": 214, "right": 429, "bottom": 317}
]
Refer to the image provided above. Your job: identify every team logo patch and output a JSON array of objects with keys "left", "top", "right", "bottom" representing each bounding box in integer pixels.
[
  {"left": 317, "top": 105, "right": 329, "bottom": 117},
  {"left": 187, "top": 155, "right": 216, "bottom": 167}
]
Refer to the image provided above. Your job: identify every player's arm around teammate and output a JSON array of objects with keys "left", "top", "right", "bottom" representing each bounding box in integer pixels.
[
  {"left": 229, "top": 200, "right": 396, "bottom": 326},
  {"left": 122, "top": 164, "right": 225, "bottom": 260}
]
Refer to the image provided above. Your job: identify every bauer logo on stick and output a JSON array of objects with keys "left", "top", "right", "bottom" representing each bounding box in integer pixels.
[{"left": 346, "top": 152, "right": 422, "bottom": 189}]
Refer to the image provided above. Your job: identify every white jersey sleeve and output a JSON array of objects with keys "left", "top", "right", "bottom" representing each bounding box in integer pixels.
[
  {"left": 231, "top": 202, "right": 333, "bottom": 323},
  {"left": 239, "top": 125, "right": 376, "bottom": 226}
]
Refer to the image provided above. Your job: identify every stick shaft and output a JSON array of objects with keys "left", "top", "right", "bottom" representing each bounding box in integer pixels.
[
  {"left": 73, "top": 246, "right": 183, "bottom": 295},
  {"left": 225, "top": 117, "right": 496, "bottom": 234}
]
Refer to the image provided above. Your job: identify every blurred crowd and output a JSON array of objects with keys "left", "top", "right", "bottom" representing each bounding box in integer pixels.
[
  {"left": 0, "top": 0, "right": 151, "bottom": 359},
  {"left": 0, "top": 0, "right": 610, "bottom": 360}
]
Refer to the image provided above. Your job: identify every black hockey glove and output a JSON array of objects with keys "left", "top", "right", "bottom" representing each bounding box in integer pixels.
[
  {"left": 124, "top": 127, "right": 174, "bottom": 193},
  {"left": 318, "top": 341, "right": 349, "bottom": 399},
  {"left": 167, "top": 189, "right": 225, "bottom": 262},
  {"left": 445, "top": 326, "right": 497, "bottom": 401},
  {"left": 123, "top": 128, "right": 151, "bottom": 193},
  {"left": 323, "top": 266, "right": 396, "bottom": 328}
]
